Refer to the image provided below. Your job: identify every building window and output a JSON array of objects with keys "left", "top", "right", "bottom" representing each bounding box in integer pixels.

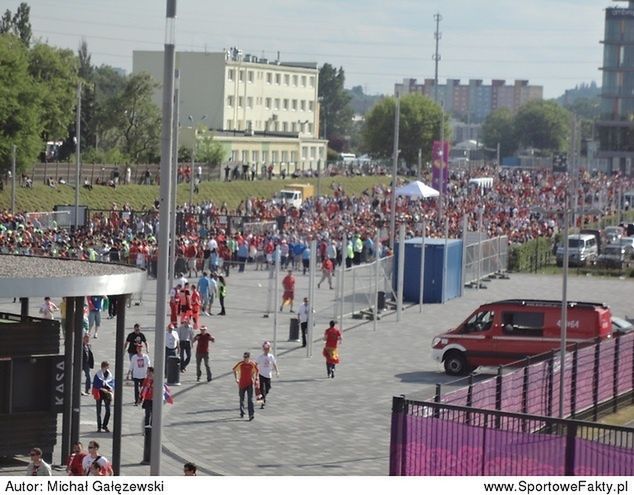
[
  {"left": 300, "top": 100, "right": 306, "bottom": 111},
  {"left": 262, "top": 151, "right": 268, "bottom": 163},
  {"left": 308, "top": 123, "right": 313, "bottom": 134},
  {"left": 248, "top": 70, "right": 254, "bottom": 83},
  {"left": 265, "top": 98, "right": 271, "bottom": 109},
  {"left": 310, "top": 147, "right": 316, "bottom": 158},
  {"left": 246, "top": 120, "right": 252, "bottom": 130},
  {"left": 292, "top": 75, "right": 298, "bottom": 86},
  {"left": 228, "top": 69, "right": 235, "bottom": 81},
  {"left": 252, "top": 151, "right": 259, "bottom": 163},
  {"left": 282, "top": 122, "right": 288, "bottom": 132},
  {"left": 226, "top": 119, "right": 233, "bottom": 130},
  {"left": 247, "top": 97, "right": 253, "bottom": 108},
  {"left": 301, "top": 75, "right": 307, "bottom": 87},
  {"left": 238, "top": 96, "right": 244, "bottom": 107},
  {"left": 291, "top": 151, "right": 297, "bottom": 162},
  {"left": 284, "top": 74, "right": 290, "bottom": 85},
  {"left": 309, "top": 76, "right": 315, "bottom": 87},
  {"left": 274, "top": 98, "right": 280, "bottom": 110},
  {"left": 292, "top": 99, "right": 297, "bottom": 111},
  {"left": 308, "top": 101, "right": 314, "bottom": 112},
  {"left": 239, "top": 70, "right": 245, "bottom": 82},
  {"left": 227, "top": 96, "right": 234, "bottom": 107},
  {"left": 282, "top": 151, "right": 289, "bottom": 162},
  {"left": 302, "top": 147, "right": 308, "bottom": 159},
  {"left": 283, "top": 99, "right": 289, "bottom": 110},
  {"left": 266, "top": 72, "right": 272, "bottom": 84},
  {"left": 292, "top": 122, "right": 297, "bottom": 132},
  {"left": 275, "top": 73, "right": 281, "bottom": 85},
  {"left": 241, "top": 150, "right": 249, "bottom": 163},
  {"left": 272, "top": 151, "right": 278, "bottom": 163}
]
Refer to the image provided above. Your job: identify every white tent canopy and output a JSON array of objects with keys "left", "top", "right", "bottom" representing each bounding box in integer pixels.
[{"left": 395, "top": 181, "right": 439, "bottom": 198}]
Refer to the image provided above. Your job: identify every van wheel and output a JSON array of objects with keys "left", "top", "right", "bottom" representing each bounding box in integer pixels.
[{"left": 444, "top": 351, "right": 470, "bottom": 376}]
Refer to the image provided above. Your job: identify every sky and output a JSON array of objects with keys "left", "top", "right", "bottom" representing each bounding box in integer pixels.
[{"left": 10, "top": 0, "right": 613, "bottom": 99}]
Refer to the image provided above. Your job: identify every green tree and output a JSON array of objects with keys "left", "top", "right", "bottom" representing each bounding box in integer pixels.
[
  {"left": 100, "top": 72, "right": 161, "bottom": 163},
  {"left": 318, "top": 63, "right": 353, "bottom": 148},
  {"left": 0, "top": 2, "right": 32, "bottom": 47},
  {"left": 514, "top": 100, "right": 570, "bottom": 152},
  {"left": 481, "top": 108, "right": 517, "bottom": 158},
  {"left": 28, "top": 43, "right": 79, "bottom": 142},
  {"left": 196, "top": 130, "right": 227, "bottom": 166},
  {"left": 362, "top": 93, "right": 448, "bottom": 164},
  {"left": 0, "top": 34, "right": 41, "bottom": 170}
]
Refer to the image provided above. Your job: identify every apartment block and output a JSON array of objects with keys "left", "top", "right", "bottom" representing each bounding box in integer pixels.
[{"left": 133, "top": 48, "right": 326, "bottom": 172}]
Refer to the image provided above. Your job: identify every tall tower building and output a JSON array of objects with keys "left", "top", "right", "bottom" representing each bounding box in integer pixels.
[{"left": 598, "top": 0, "right": 634, "bottom": 175}]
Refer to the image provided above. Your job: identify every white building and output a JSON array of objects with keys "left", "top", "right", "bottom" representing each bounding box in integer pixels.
[{"left": 133, "top": 48, "right": 327, "bottom": 173}]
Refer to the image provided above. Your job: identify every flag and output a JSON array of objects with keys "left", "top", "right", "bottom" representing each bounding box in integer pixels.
[
  {"left": 163, "top": 384, "right": 174, "bottom": 404},
  {"left": 432, "top": 140, "right": 449, "bottom": 193}
]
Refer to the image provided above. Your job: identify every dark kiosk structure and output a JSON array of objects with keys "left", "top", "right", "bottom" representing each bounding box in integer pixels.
[{"left": 0, "top": 255, "right": 145, "bottom": 475}]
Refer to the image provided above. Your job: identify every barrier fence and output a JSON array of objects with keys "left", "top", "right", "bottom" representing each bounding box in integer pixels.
[
  {"left": 389, "top": 398, "right": 634, "bottom": 476},
  {"left": 389, "top": 332, "right": 634, "bottom": 476},
  {"left": 463, "top": 235, "right": 509, "bottom": 288}
]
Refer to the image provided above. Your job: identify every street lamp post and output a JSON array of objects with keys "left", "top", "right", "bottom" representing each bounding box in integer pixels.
[{"left": 188, "top": 114, "right": 207, "bottom": 206}]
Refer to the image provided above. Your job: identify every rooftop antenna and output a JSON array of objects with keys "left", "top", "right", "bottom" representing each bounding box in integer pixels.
[{"left": 433, "top": 12, "right": 442, "bottom": 104}]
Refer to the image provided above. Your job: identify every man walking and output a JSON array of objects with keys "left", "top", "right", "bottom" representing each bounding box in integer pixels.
[
  {"left": 197, "top": 272, "right": 211, "bottom": 316},
  {"left": 92, "top": 361, "right": 114, "bottom": 432},
  {"left": 87, "top": 295, "right": 104, "bottom": 338},
  {"left": 323, "top": 320, "right": 342, "bottom": 379},
  {"left": 177, "top": 318, "right": 195, "bottom": 372},
  {"left": 317, "top": 258, "right": 334, "bottom": 289},
  {"left": 193, "top": 325, "right": 215, "bottom": 382},
  {"left": 128, "top": 344, "right": 151, "bottom": 405},
  {"left": 124, "top": 323, "right": 148, "bottom": 365},
  {"left": 232, "top": 352, "right": 259, "bottom": 421},
  {"left": 297, "top": 297, "right": 311, "bottom": 347},
  {"left": 26, "top": 448, "right": 52, "bottom": 476},
  {"left": 280, "top": 269, "right": 295, "bottom": 312},
  {"left": 81, "top": 334, "right": 94, "bottom": 396},
  {"left": 256, "top": 341, "right": 279, "bottom": 409}
]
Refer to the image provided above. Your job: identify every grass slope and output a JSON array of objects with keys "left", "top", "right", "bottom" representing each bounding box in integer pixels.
[{"left": 0, "top": 176, "right": 391, "bottom": 213}]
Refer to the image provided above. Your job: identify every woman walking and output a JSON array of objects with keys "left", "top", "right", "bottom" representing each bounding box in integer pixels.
[{"left": 217, "top": 275, "right": 226, "bottom": 315}]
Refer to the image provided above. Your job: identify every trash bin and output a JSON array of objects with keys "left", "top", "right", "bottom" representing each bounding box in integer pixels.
[
  {"left": 142, "top": 425, "right": 151, "bottom": 464},
  {"left": 288, "top": 317, "right": 300, "bottom": 342},
  {"left": 377, "top": 291, "right": 386, "bottom": 311},
  {"left": 166, "top": 355, "right": 180, "bottom": 385}
]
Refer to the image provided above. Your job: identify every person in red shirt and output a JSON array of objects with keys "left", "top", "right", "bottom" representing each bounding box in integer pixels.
[
  {"left": 279, "top": 269, "right": 295, "bottom": 312},
  {"left": 232, "top": 352, "right": 259, "bottom": 421},
  {"left": 317, "top": 258, "right": 334, "bottom": 289},
  {"left": 65, "top": 441, "right": 87, "bottom": 476},
  {"left": 193, "top": 325, "right": 215, "bottom": 382},
  {"left": 189, "top": 286, "right": 202, "bottom": 329},
  {"left": 323, "top": 320, "right": 342, "bottom": 378},
  {"left": 139, "top": 367, "right": 154, "bottom": 426}
]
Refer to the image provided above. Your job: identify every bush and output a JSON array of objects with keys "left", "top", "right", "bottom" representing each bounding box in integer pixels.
[{"left": 508, "top": 238, "right": 554, "bottom": 272}]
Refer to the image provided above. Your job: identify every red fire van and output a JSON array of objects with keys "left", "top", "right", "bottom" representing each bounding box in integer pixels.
[{"left": 432, "top": 299, "right": 612, "bottom": 375}]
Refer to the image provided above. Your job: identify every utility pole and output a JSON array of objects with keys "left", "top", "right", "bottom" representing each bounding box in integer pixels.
[
  {"left": 433, "top": 13, "right": 442, "bottom": 105},
  {"left": 11, "top": 145, "right": 16, "bottom": 213},
  {"left": 389, "top": 96, "right": 400, "bottom": 249},
  {"left": 74, "top": 82, "right": 81, "bottom": 230},
  {"left": 169, "top": 69, "right": 180, "bottom": 284},
  {"left": 151, "top": 0, "right": 177, "bottom": 475}
]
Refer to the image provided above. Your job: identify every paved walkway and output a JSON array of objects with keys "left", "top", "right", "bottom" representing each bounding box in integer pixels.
[{"left": 1, "top": 269, "right": 632, "bottom": 476}]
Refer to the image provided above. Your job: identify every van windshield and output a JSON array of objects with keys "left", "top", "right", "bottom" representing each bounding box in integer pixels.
[
  {"left": 463, "top": 310, "right": 494, "bottom": 333},
  {"left": 279, "top": 191, "right": 297, "bottom": 200},
  {"left": 568, "top": 239, "right": 584, "bottom": 248}
]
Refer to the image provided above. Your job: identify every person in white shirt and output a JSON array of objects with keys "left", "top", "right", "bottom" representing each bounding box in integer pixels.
[
  {"left": 297, "top": 297, "right": 311, "bottom": 348},
  {"left": 82, "top": 441, "right": 113, "bottom": 476},
  {"left": 128, "top": 345, "right": 151, "bottom": 405},
  {"left": 39, "top": 297, "right": 59, "bottom": 320},
  {"left": 255, "top": 341, "right": 279, "bottom": 409}
]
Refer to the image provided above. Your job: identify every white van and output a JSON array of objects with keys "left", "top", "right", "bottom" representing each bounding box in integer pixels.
[{"left": 556, "top": 234, "right": 598, "bottom": 267}]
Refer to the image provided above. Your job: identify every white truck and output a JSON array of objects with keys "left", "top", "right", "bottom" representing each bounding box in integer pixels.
[{"left": 273, "top": 189, "right": 303, "bottom": 208}]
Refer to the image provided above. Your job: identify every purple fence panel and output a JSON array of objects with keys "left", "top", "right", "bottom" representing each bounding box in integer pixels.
[
  {"left": 525, "top": 360, "right": 550, "bottom": 416},
  {"left": 574, "top": 348, "right": 596, "bottom": 414},
  {"left": 598, "top": 339, "right": 616, "bottom": 405},
  {"left": 440, "top": 387, "right": 469, "bottom": 406},
  {"left": 483, "top": 426, "right": 566, "bottom": 476},
  {"left": 500, "top": 371, "right": 525, "bottom": 412},
  {"left": 470, "top": 376, "right": 497, "bottom": 410},
  {"left": 617, "top": 334, "right": 634, "bottom": 396},
  {"left": 575, "top": 437, "right": 634, "bottom": 476}
]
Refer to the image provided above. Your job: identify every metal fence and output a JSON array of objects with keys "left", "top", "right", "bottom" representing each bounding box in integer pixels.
[
  {"left": 463, "top": 235, "right": 509, "bottom": 287},
  {"left": 435, "top": 332, "right": 634, "bottom": 422},
  {"left": 390, "top": 398, "right": 634, "bottom": 476}
]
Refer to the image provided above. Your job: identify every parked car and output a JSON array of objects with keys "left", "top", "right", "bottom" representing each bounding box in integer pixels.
[
  {"left": 604, "top": 225, "right": 624, "bottom": 245},
  {"left": 612, "top": 316, "right": 634, "bottom": 336},
  {"left": 597, "top": 244, "right": 631, "bottom": 269},
  {"left": 556, "top": 234, "right": 599, "bottom": 267},
  {"left": 618, "top": 237, "right": 634, "bottom": 254},
  {"left": 431, "top": 299, "right": 612, "bottom": 375}
]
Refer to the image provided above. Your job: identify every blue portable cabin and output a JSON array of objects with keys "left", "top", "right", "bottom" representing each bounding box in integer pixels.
[{"left": 393, "top": 237, "right": 463, "bottom": 304}]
